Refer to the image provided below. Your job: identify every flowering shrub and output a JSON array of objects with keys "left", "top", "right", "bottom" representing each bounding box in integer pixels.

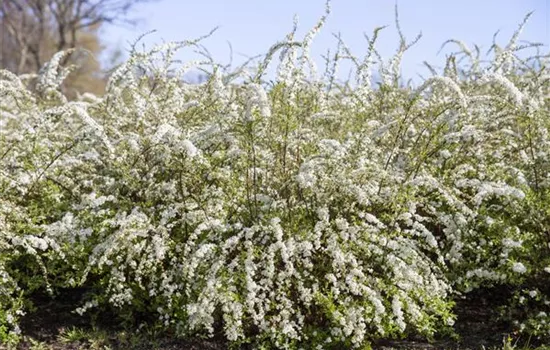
[{"left": 1, "top": 6, "right": 549, "bottom": 348}]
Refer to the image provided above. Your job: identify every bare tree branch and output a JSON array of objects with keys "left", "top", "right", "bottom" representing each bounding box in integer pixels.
[{"left": 1, "top": 0, "right": 156, "bottom": 96}]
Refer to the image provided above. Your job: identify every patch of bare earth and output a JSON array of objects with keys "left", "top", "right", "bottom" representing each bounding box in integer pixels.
[{"left": 11, "top": 286, "right": 540, "bottom": 350}]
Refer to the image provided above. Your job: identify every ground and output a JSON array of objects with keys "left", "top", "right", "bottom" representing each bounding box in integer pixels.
[{"left": 11, "top": 287, "right": 543, "bottom": 350}]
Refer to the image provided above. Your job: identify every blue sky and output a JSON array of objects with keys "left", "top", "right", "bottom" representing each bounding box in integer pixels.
[{"left": 100, "top": 0, "right": 549, "bottom": 82}]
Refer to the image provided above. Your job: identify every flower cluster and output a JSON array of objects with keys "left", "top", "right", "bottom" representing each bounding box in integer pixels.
[{"left": 0, "top": 11, "right": 549, "bottom": 349}]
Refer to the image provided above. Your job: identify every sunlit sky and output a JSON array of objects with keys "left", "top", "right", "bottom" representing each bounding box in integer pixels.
[{"left": 100, "top": 0, "right": 549, "bottom": 82}]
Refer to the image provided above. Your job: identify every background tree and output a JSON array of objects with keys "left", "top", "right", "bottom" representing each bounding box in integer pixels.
[{"left": 0, "top": 0, "right": 152, "bottom": 97}]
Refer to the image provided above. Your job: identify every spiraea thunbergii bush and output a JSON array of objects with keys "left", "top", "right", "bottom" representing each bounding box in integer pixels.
[{"left": 1, "top": 3, "right": 549, "bottom": 348}]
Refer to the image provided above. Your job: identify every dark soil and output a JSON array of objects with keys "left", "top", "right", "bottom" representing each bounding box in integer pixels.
[{"left": 9, "top": 286, "right": 540, "bottom": 350}]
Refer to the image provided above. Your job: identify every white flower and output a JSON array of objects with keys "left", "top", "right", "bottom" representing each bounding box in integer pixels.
[
  {"left": 153, "top": 123, "right": 180, "bottom": 143},
  {"left": 439, "top": 149, "right": 452, "bottom": 159},
  {"left": 296, "top": 162, "right": 317, "bottom": 189},
  {"left": 512, "top": 262, "right": 527, "bottom": 274},
  {"left": 481, "top": 72, "right": 524, "bottom": 106},
  {"left": 502, "top": 238, "right": 523, "bottom": 248},
  {"left": 181, "top": 140, "right": 198, "bottom": 158}
]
